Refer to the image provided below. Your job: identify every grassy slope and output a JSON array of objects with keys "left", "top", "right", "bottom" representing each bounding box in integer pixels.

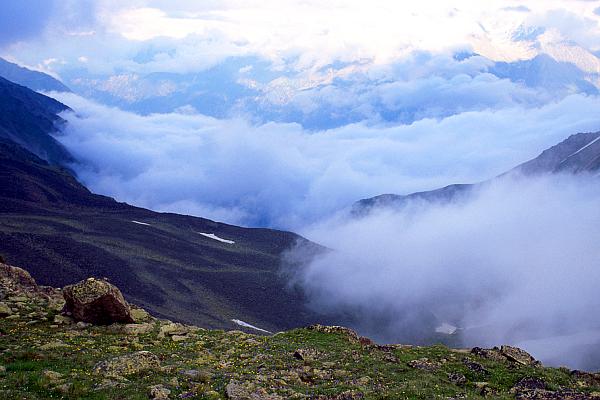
[
  {"left": 2, "top": 285, "right": 599, "bottom": 400},
  {"left": 0, "top": 135, "right": 323, "bottom": 332}
]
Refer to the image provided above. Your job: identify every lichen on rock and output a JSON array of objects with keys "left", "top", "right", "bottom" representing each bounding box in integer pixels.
[
  {"left": 93, "top": 351, "right": 161, "bottom": 378},
  {"left": 63, "top": 277, "right": 134, "bottom": 324}
]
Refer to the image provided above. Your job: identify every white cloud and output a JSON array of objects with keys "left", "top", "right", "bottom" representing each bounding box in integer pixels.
[
  {"left": 51, "top": 92, "right": 600, "bottom": 228},
  {"left": 5, "top": 0, "right": 600, "bottom": 76},
  {"left": 288, "top": 174, "right": 600, "bottom": 369}
]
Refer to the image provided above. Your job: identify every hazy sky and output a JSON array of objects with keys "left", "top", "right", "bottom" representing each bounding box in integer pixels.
[
  {"left": 2, "top": 1, "right": 600, "bottom": 75},
  {"left": 2, "top": 0, "right": 597, "bottom": 226}
]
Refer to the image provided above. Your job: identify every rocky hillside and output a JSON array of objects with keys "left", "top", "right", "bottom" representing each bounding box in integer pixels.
[
  {"left": 1, "top": 261, "right": 600, "bottom": 400},
  {"left": 0, "top": 76, "right": 73, "bottom": 166}
]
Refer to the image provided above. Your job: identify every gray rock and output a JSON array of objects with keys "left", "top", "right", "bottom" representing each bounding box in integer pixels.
[
  {"left": 63, "top": 278, "right": 134, "bottom": 325},
  {"left": 93, "top": 351, "right": 160, "bottom": 378},
  {"left": 149, "top": 384, "right": 171, "bottom": 399},
  {"left": 0, "top": 302, "right": 12, "bottom": 317}
]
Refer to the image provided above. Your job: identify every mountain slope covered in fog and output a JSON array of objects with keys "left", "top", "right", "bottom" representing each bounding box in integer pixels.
[
  {"left": 354, "top": 130, "right": 600, "bottom": 214},
  {"left": 0, "top": 76, "right": 326, "bottom": 333}
]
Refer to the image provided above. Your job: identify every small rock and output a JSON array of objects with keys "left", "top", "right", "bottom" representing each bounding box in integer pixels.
[
  {"left": 158, "top": 323, "right": 189, "bottom": 338},
  {"left": 93, "top": 379, "right": 127, "bottom": 391},
  {"left": 356, "top": 376, "right": 371, "bottom": 386},
  {"left": 381, "top": 352, "right": 399, "bottom": 363},
  {"left": 39, "top": 340, "right": 69, "bottom": 350},
  {"left": 407, "top": 358, "right": 441, "bottom": 372},
  {"left": 56, "top": 383, "right": 72, "bottom": 394},
  {"left": 512, "top": 376, "right": 546, "bottom": 391},
  {"left": 571, "top": 370, "right": 600, "bottom": 387},
  {"left": 307, "top": 325, "right": 360, "bottom": 343},
  {"left": 314, "top": 391, "right": 365, "bottom": 399},
  {"left": 171, "top": 335, "right": 188, "bottom": 342},
  {"left": 0, "top": 365, "right": 6, "bottom": 374},
  {"left": 93, "top": 351, "right": 161, "bottom": 378},
  {"left": 225, "top": 380, "right": 283, "bottom": 400},
  {"left": 54, "top": 315, "right": 74, "bottom": 325},
  {"left": 471, "top": 347, "right": 506, "bottom": 362},
  {"left": 463, "top": 358, "right": 489, "bottom": 375},
  {"left": 293, "top": 348, "right": 320, "bottom": 362},
  {"left": 42, "top": 370, "right": 64, "bottom": 383},
  {"left": 480, "top": 385, "right": 497, "bottom": 397},
  {"left": 76, "top": 321, "right": 92, "bottom": 329},
  {"left": 8, "top": 296, "right": 28, "bottom": 302},
  {"left": 149, "top": 384, "right": 171, "bottom": 399},
  {"left": 358, "top": 337, "right": 374, "bottom": 346},
  {"left": 114, "top": 323, "right": 155, "bottom": 336},
  {"left": 130, "top": 307, "right": 151, "bottom": 322},
  {"left": 448, "top": 372, "right": 467, "bottom": 386},
  {"left": 0, "top": 302, "right": 12, "bottom": 317},
  {"left": 179, "top": 369, "right": 212, "bottom": 382}
]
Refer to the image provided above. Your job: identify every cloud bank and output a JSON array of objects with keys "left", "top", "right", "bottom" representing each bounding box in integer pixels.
[
  {"left": 4, "top": 1, "right": 600, "bottom": 78},
  {"left": 52, "top": 92, "right": 600, "bottom": 229},
  {"left": 288, "top": 174, "right": 600, "bottom": 370}
]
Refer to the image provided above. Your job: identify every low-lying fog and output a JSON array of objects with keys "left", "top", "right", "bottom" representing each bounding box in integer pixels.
[{"left": 287, "top": 174, "right": 600, "bottom": 370}]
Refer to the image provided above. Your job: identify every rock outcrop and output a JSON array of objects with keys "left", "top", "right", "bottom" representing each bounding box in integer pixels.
[
  {"left": 471, "top": 345, "right": 541, "bottom": 367},
  {"left": 0, "top": 262, "right": 38, "bottom": 291},
  {"left": 62, "top": 278, "right": 134, "bottom": 324}
]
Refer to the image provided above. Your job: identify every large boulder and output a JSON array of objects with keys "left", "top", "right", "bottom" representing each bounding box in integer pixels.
[
  {"left": 0, "top": 263, "right": 38, "bottom": 289},
  {"left": 63, "top": 278, "right": 134, "bottom": 324}
]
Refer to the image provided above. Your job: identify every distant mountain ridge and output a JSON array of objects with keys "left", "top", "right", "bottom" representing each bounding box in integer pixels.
[
  {"left": 0, "top": 58, "right": 71, "bottom": 93},
  {"left": 0, "top": 76, "right": 73, "bottom": 166},
  {"left": 513, "top": 131, "right": 600, "bottom": 175},
  {"left": 354, "top": 130, "right": 600, "bottom": 214}
]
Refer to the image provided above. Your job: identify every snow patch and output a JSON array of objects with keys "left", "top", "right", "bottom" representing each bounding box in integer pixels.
[
  {"left": 435, "top": 322, "right": 458, "bottom": 335},
  {"left": 231, "top": 319, "right": 272, "bottom": 334},
  {"left": 559, "top": 135, "right": 600, "bottom": 164},
  {"left": 569, "top": 135, "right": 600, "bottom": 158},
  {"left": 198, "top": 232, "right": 235, "bottom": 244},
  {"left": 131, "top": 220, "right": 151, "bottom": 226}
]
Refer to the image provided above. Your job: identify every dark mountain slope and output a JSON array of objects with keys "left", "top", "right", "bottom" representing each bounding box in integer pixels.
[
  {"left": 513, "top": 131, "right": 600, "bottom": 175},
  {"left": 0, "top": 57, "right": 71, "bottom": 93},
  {"left": 0, "top": 77, "right": 73, "bottom": 165},
  {"left": 354, "top": 131, "right": 600, "bottom": 214},
  {"left": 0, "top": 80, "right": 325, "bottom": 332}
]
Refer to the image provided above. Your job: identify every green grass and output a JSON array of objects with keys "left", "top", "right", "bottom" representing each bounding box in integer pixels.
[
  {"left": 2, "top": 312, "right": 600, "bottom": 399},
  {"left": 0, "top": 314, "right": 599, "bottom": 399},
  {"left": 0, "top": 210, "right": 318, "bottom": 332}
]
